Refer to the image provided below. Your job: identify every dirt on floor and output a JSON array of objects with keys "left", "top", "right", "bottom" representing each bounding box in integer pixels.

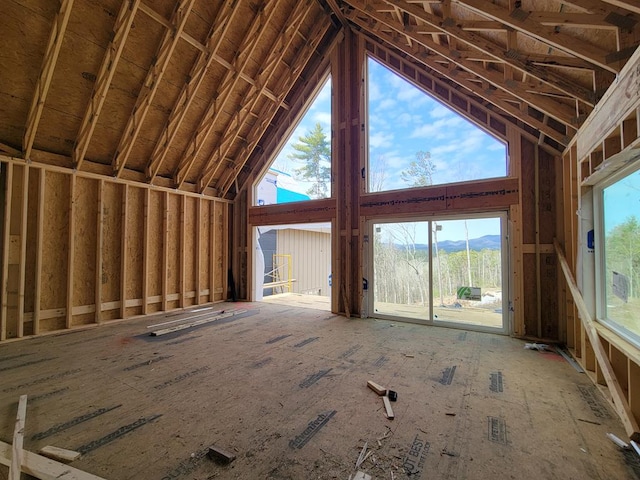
[{"left": 0, "top": 301, "right": 638, "bottom": 480}]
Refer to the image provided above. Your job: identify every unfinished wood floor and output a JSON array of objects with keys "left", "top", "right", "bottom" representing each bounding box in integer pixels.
[{"left": 0, "top": 302, "right": 637, "bottom": 480}]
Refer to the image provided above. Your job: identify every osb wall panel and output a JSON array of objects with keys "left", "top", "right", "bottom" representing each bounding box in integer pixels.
[
  {"left": 147, "top": 190, "right": 164, "bottom": 312},
  {"left": 73, "top": 176, "right": 97, "bottom": 326},
  {"left": 126, "top": 186, "right": 145, "bottom": 317},
  {"left": 0, "top": 159, "right": 228, "bottom": 341},
  {"left": 41, "top": 170, "right": 70, "bottom": 331},
  {"left": 101, "top": 181, "right": 123, "bottom": 321}
]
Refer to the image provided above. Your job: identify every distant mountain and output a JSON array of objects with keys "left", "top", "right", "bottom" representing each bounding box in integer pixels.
[{"left": 400, "top": 235, "right": 501, "bottom": 253}]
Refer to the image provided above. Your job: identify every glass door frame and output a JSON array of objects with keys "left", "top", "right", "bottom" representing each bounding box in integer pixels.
[{"left": 365, "top": 212, "right": 510, "bottom": 335}]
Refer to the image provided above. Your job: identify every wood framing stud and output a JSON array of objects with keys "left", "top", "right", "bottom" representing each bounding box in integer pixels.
[
  {"left": 113, "top": 0, "right": 196, "bottom": 178},
  {"left": 23, "top": 0, "right": 76, "bottom": 160}
]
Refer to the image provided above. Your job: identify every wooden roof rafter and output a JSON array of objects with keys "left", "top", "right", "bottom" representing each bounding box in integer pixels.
[
  {"left": 112, "top": 0, "right": 196, "bottom": 178},
  {"left": 343, "top": 3, "right": 581, "bottom": 129},
  {"left": 197, "top": 0, "right": 321, "bottom": 193},
  {"left": 73, "top": 0, "right": 141, "bottom": 171},
  {"left": 23, "top": 0, "right": 75, "bottom": 161},
  {"left": 349, "top": 17, "right": 572, "bottom": 146},
  {"left": 207, "top": 10, "right": 334, "bottom": 195},
  {"left": 375, "top": 0, "right": 598, "bottom": 106},
  {"left": 451, "top": 0, "right": 629, "bottom": 74},
  {"left": 173, "top": 0, "right": 281, "bottom": 189},
  {"left": 145, "top": 1, "right": 242, "bottom": 184}
]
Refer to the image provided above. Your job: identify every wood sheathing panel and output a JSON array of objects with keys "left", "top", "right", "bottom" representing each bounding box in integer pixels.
[
  {"left": 72, "top": 176, "right": 97, "bottom": 326},
  {"left": 41, "top": 170, "right": 69, "bottom": 331},
  {"left": 147, "top": 190, "right": 164, "bottom": 312},
  {"left": 126, "top": 186, "right": 144, "bottom": 317}
]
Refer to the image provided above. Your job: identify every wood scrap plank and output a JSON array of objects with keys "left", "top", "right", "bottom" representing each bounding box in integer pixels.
[
  {"left": 150, "top": 310, "right": 246, "bottom": 336},
  {"left": 367, "top": 380, "right": 386, "bottom": 396},
  {"left": 10, "top": 395, "right": 27, "bottom": 480},
  {"left": 382, "top": 395, "right": 394, "bottom": 420},
  {"left": 0, "top": 440, "right": 106, "bottom": 480},
  {"left": 39, "top": 446, "right": 81, "bottom": 463}
]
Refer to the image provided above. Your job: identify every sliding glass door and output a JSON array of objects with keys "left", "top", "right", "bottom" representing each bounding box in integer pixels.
[{"left": 371, "top": 214, "right": 507, "bottom": 333}]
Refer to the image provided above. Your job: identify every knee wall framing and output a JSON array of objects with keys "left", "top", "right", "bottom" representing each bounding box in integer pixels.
[{"left": 0, "top": 156, "right": 229, "bottom": 341}]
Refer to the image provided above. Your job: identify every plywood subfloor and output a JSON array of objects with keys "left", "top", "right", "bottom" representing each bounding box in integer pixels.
[{"left": 0, "top": 302, "right": 637, "bottom": 480}]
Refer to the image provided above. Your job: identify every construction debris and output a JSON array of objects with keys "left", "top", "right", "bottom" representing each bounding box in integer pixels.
[
  {"left": 606, "top": 433, "right": 629, "bottom": 449},
  {"left": 367, "top": 380, "right": 387, "bottom": 396},
  {"left": 208, "top": 445, "right": 237, "bottom": 465},
  {"left": 355, "top": 442, "right": 368, "bottom": 469},
  {"left": 39, "top": 445, "right": 81, "bottom": 463},
  {"left": 383, "top": 396, "right": 395, "bottom": 420},
  {"left": 353, "top": 471, "right": 372, "bottom": 480}
]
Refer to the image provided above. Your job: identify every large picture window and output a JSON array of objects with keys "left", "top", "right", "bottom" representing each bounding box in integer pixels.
[
  {"left": 597, "top": 165, "right": 640, "bottom": 345},
  {"left": 366, "top": 56, "right": 506, "bottom": 193}
]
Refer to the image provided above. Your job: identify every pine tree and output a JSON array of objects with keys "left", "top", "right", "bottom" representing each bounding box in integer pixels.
[
  {"left": 289, "top": 123, "right": 331, "bottom": 199},
  {"left": 401, "top": 150, "right": 435, "bottom": 187}
]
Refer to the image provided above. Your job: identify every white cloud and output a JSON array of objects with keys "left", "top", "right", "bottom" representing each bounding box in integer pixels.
[
  {"left": 313, "top": 111, "right": 331, "bottom": 127},
  {"left": 369, "top": 131, "right": 394, "bottom": 149}
]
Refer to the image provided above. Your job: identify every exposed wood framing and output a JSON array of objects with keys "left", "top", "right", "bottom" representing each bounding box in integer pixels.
[
  {"left": 145, "top": 1, "right": 240, "bottom": 183},
  {"left": 23, "top": 0, "right": 75, "bottom": 160},
  {"left": 174, "top": 2, "right": 282, "bottom": 188},
  {"left": 112, "top": 0, "right": 196, "bottom": 177},
  {"left": 162, "top": 191, "right": 169, "bottom": 312},
  {"left": 452, "top": 0, "right": 620, "bottom": 74},
  {"left": 66, "top": 175, "right": 75, "bottom": 328},
  {"left": 198, "top": 1, "right": 321, "bottom": 192},
  {"left": 1, "top": 163, "right": 14, "bottom": 341},
  {"left": 556, "top": 240, "right": 640, "bottom": 441},
  {"left": 10, "top": 395, "right": 27, "bottom": 480},
  {"left": 195, "top": 197, "right": 201, "bottom": 305},
  {"left": 74, "top": 0, "right": 141, "bottom": 170},
  {"left": 344, "top": 2, "right": 582, "bottom": 129},
  {"left": 95, "top": 179, "right": 104, "bottom": 324},
  {"left": 33, "top": 169, "right": 45, "bottom": 334},
  {"left": 142, "top": 188, "right": 150, "bottom": 314},
  {"left": 210, "top": 201, "right": 216, "bottom": 303},
  {"left": 180, "top": 194, "right": 186, "bottom": 308},
  {"left": 17, "top": 166, "right": 29, "bottom": 337},
  {"left": 120, "top": 185, "right": 128, "bottom": 319}
]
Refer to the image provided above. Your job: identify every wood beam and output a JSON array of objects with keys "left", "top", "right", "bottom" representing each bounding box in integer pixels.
[
  {"left": 162, "top": 191, "right": 169, "bottom": 312},
  {"left": 142, "top": 188, "right": 150, "bottom": 315},
  {"left": 66, "top": 175, "right": 75, "bottom": 329},
  {"left": 210, "top": 200, "right": 216, "bottom": 303},
  {"left": 23, "top": 0, "right": 75, "bottom": 160},
  {"left": 174, "top": 2, "right": 281, "bottom": 189},
  {"left": 95, "top": 179, "right": 104, "bottom": 324},
  {"left": 33, "top": 169, "right": 45, "bottom": 334},
  {"left": 112, "top": 0, "right": 196, "bottom": 177},
  {"left": 345, "top": 7, "right": 581, "bottom": 129},
  {"left": 206, "top": 8, "right": 332, "bottom": 194},
  {"left": 375, "top": 0, "right": 597, "bottom": 106},
  {"left": 602, "top": 0, "right": 640, "bottom": 15},
  {"left": 145, "top": 1, "right": 241, "bottom": 183},
  {"left": 17, "top": 166, "right": 29, "bottom": 338},
  {"left": 74, "top": 0, "right": 140, "bottom": 170},
  {"left": 174, "top": 2, "right": 276, "bottom": 188},
  {"left": 452, "top": 0, "right": 620, "bottom": 73},
  {"left": 195, "top": 197, "right": 201, "bottom": 305},
  {"left": 120, "top": 185, "right": 128, "bottom": 319},
  {"left": 575, "top": 44, "right": 640, "bottom": 159},
  {"left": 1, "top": 163, "right": 13, "bottom": 340},
  {"left": 555, "top": 240, "right": 640, "bottom": 442}
]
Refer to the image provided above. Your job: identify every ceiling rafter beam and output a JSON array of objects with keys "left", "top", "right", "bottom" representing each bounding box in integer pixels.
[
  {"left": 199, "top": 1, "right": 320, "bottom": 193},
  {"left": 558, "top": 0, "right": 640, "bottom": 16},
  {"left": 23, "top": 0, "right": 76, "bottom": 160},
  {"left": 173, "top": 1, "right": 282, "bottom": 188},
  {"left": 601, "top": 0, "right": 640, "bottom": 15},
  {"left": 451, "top": 0, "right": 621, "bottom": 74},
  {"left": 145, "top": 0, "right": 241, "bottom": 183},
  {"left": 348, "top": 14, "right": 573, "bottom": 145},
  {"left": 212, "top": 9, "right": 332, "bottom": 195},
  {"left": 376, "top": 0, "right": 597, "bottom": 106},
  {"left": 528, "top": 12, "right": 620, "bottom": 29},
  {"left": 363, "top": 36, "right": 569, "bottom": 149},
  {"left": 344, "top": 3, "right": 582, "bottom": 127},
  {"left": 112, "top": 0, "right": 196, "bottom": 178},
  {"left": 74, "top": 0, "right": 140, "bottom": 170}
]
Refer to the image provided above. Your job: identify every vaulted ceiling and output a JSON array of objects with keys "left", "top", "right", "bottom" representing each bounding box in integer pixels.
[{"left": 1, "top": 0, "right": 638, "bottom": 199}]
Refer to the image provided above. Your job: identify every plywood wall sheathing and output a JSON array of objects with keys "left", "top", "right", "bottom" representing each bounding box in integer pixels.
[{"left": 0, "top": 157, "right": 229, "bottom": 341}]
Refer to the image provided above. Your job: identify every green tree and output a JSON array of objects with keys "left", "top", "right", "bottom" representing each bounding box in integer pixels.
[
  {"left": 289, "top": 123, "right": 331, "bottom": 199},
  {"left": 606, "top": 215, "right": 640, "bottom": 300},
  {"left": 401, "top": 150, "right": 435, "bottom": 187}
]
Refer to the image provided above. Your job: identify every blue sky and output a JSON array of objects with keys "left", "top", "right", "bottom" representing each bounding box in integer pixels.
[{"left": 265, "top": 57, "right": 508, "bottom": 241}]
